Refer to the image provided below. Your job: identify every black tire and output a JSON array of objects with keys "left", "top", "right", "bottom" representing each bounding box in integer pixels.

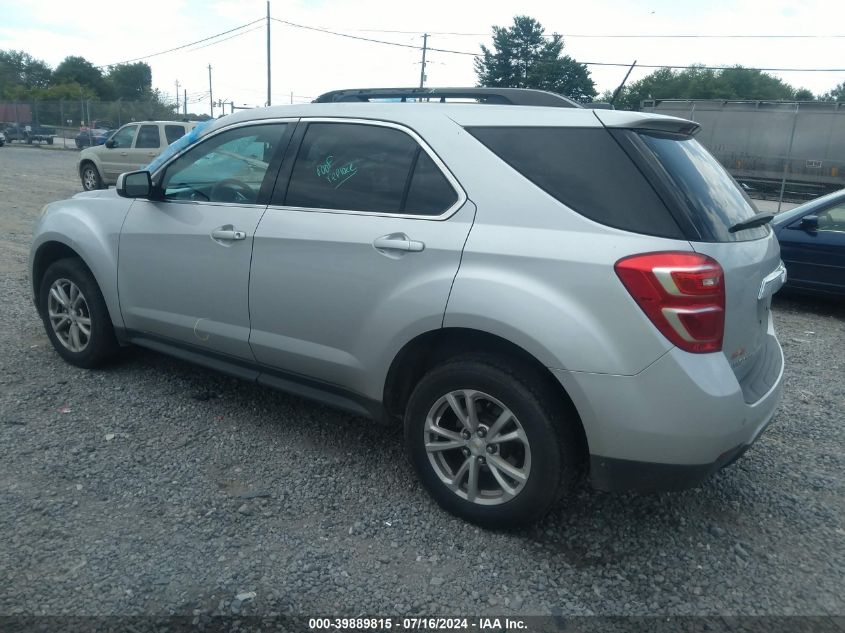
[
  {"left": 405, "top": 355, "right": 582, "bottom": 528},
  {"left": 39, "top": 258, "right": 118, "bottom": 368},
  {"left": 47, "top": 137, "right": 54, "bottom": 145},
  {"left": 80, "top": 162, "right": 102, "bottom": 191}
]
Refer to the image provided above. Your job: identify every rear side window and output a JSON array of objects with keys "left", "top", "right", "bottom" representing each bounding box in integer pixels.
[
  {"left": 638, "top": 133, "right": 768, "bottom": 242},
  {"left": 136, "top": 124, "right": 160, "bottom": 149},
  {"left": 283, "top": 122, "right": 458, "bottom": 215},
  {"left": 467, "top": 126, "right": 683, "bottom": 239},
  {"left": 165, "top": 124, "right": 187, "bottom": 144},
  {"left": 405, "top": 151, "right": 458, "bottom": 215}
]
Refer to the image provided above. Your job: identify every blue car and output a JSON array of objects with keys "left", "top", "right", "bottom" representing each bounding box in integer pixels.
[
  {"left": 772, "top": 189, "right": 845, "bottom": 297},
  {"left": 74, "top": 129, "right": 111, "bottom": 149}
]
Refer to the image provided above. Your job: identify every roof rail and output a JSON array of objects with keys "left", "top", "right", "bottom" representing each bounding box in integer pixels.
[{"left": 313, "top": 87, "right": 583, "bottom": 109}]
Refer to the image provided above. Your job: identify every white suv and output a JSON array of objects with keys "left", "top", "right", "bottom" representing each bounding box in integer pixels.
[{"left": 78, "top": 120, "right": 196, "bottom": 190}]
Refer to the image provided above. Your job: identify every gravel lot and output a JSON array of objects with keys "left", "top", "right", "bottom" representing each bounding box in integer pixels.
[{"left": 0, "top": 145, "right": 843, "bottom": 623}]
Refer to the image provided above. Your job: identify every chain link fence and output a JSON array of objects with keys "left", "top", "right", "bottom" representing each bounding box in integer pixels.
[{"left": 0, "top": 99, "right": 201, "bottom": 148}]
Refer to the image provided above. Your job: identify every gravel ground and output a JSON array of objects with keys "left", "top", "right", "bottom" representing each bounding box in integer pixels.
[{"left": 0, "top": 145, "right": 843, "bottom": 622}]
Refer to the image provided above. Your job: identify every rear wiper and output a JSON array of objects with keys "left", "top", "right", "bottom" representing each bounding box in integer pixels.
[{"left": 728, "top": 212, "right": 775, "bottom": 233}]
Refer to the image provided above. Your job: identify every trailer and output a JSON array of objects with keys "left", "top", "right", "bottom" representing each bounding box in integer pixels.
[
  {"left": 640, "top": 99, "right": 845, "bottom": 197},
  {"left": 3, "top": 122, "right": 57, "bottom": 145}
]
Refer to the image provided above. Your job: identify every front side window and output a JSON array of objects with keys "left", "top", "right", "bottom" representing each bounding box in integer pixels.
[
  {"left": 136, "top": 124, "right": 161, "bottom": 149},
  {"left": 817, "top": 203, "right": 845, "bottom": 232},
  {"left": 283, "top": 122, "right": 457, "bottom": 215},
  {"left": 160, "top": 123, "right": 287, "bottom": 204},
  {"left": 110, "top": 124, "right": 137, "bottom": 148}
]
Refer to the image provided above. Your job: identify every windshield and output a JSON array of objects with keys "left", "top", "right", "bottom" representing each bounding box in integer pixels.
[{"left": 639, "top": 132, "right": 769, "bottom": 242}]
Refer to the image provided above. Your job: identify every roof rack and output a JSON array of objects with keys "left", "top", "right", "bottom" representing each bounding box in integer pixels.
[{"left": 313, "top": 87, "right": 583, "bottom": 109}]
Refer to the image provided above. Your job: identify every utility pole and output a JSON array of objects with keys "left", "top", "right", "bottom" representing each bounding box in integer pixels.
[
  {"left": 266, "top": 1, "right": 271, "bottom": 106},
  {"left": 208, "top": 65, "right": 214, "bottom": 118},
  {"left": 175, "top": 79, "right": 180, "bottom": 114},
  {"left": 419, "top": 33, "right": 428, "bottom": 88},
  {"left": 183, "top": 89, "right": 187, "bottom": 116}
]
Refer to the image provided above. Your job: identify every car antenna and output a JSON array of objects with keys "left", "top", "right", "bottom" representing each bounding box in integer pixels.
[{"left": 609, "top": 60, "right": 637, "bottom": 108}]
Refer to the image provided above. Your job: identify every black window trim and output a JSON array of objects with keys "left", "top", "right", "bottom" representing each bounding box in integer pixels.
[
  {"left": 268, "top": 117, "right": 467, "bottom": 221},
  {"left": 608, "top": 129, "right": 704, "bottom": 241},
  {"left": 150, "top": 119, "right": 297, "bottom": 208}
]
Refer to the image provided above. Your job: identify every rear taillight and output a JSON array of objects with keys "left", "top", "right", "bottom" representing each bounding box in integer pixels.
[{"left": 614, "top": 252, "right": 725, "bottom": 354}]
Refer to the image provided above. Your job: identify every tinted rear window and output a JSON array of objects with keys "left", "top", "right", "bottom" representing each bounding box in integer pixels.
[
  {"left": 638, "top": 133, "right": 768, "bottom": 242},
  {"left": 467, "top": 126, "right": 683, "bottom": 239}
]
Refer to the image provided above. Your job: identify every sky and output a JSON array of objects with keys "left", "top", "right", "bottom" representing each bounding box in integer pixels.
[{"left": 2, "top": 0, "right": 844, "bottom": 114}]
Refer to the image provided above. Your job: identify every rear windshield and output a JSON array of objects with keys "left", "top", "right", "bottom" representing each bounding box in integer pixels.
[
  {"left": 467, "top": 126, "right": 684, "bottom": 239},
  {"left": 638, "top": 133, "right": 768, "bottom": 242}
]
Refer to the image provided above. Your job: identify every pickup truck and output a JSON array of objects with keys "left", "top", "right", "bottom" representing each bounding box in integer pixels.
[{"left": 4, "top": 122, "right": 57, "bottom": 144}]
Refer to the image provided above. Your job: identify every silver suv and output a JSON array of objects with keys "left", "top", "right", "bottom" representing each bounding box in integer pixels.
[{"left": 30, "top": 88, "right": 785, "bottom": 527}]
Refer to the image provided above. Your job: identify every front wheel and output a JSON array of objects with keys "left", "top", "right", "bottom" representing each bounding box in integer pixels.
[
  {"left": 405, "top": 356, "right": 581, "bottom": 528},
  {"left": 80, "top": 162, "right": 102, "bottom": 191},
  {"left": 39, "top": 258, "right": 118, "bottom": 368}
]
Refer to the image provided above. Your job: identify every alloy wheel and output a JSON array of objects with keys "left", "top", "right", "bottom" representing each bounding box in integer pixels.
[
  {"left": 425, "top": 389, "right": 531, "bottom": 506},
  {"left": 47, "top": 278, "right": 92, "bottom": 352},
  {"left": 82, "top": 167, "right": 98, "bottom": 190}
]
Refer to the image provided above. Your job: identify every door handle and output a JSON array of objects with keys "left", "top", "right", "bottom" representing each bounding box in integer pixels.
[
  {"left": 373, "top": 233, "right": 425, "bottom": 253},
  {"left": 211, "top": 227, "right": 247, "bottom": 241}
]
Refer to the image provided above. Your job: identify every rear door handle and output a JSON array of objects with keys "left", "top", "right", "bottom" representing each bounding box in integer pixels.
[
  {"left": 373, "top": 233, "right": 425, "bottom": 253},
  {"left": 211, "top": 227, "right": 247, "bottom": 241}
]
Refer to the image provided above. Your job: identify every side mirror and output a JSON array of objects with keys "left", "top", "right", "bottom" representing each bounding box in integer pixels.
[
  {"left": 105, "top": 139, "right": 116, "bottom": 149},
  {"left": 800, "top": 215, "right": 819, "bottom": 232},
  {"left": 116, "top": 171, "right": 152, "bottom": 198}
]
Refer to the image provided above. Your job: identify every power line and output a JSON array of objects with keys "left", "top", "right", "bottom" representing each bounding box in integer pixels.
[
  {"left": 271, "top": 18, "right": 845, "bottom": 72},
  {"left": 347, "top": 29, "right": 845, "bottom": 39},
  {"left": 183, "top": 25, "right": 265, "bottom": 53},
  {"left": 271, "top": 18, "right": 421, "bottom": 51},
  {"left": 262, "top": 23, "right": 845, "bottom": 39},
  {"left": 100, "top": 18, "right": 264, "bottom": 67}
]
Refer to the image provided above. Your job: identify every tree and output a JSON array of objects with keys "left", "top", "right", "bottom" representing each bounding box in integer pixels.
[
  {"left": 52, "top": 56, "right": 110, "bottom": 98},
  {"left": 614, "top": 66, "right": 802, "bottom": 111},
  {"left": 0, "top": 50, "right": 52, "bottom": 97},
  {"left": 819, "top": 82, "right": 845, "bottom": 102},
  {"left": 793, "top": 88, "right": 815, "bottom": 101},
  {"left": 107, "top": 63, "right": 153, "bottom": 100},
  {"left": 475, "top": 16, "right": 596, "bottom": 102}
]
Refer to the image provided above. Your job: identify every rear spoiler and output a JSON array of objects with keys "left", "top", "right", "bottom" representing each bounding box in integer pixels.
[{"left": 593, "top": 110, "right": 701, "bottom": 136}]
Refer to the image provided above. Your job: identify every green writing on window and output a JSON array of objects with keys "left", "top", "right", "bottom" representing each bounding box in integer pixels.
[{"left": 316, "top": 155, "right": 358, "bottom": 189}]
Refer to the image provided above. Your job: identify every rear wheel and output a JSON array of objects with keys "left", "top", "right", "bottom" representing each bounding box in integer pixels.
[
  {"left": 80, "top": 162, "right": 102, "bottom": 191},
  {"left": 405, "top": 355, "right": 581, "bottom": 528},
  {"left": 39, "top": 258, "right": 118, "bottom": 368}
]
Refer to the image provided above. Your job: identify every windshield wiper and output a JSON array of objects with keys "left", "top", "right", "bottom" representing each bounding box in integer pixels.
[{"left": 728, "top": 211, "right": 775, "bottom": 233}]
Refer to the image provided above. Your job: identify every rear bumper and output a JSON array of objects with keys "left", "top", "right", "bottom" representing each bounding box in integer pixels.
[
  {"left": 552, "top": 326, "right": 784, "bottom": 492},
  {"left": 589, "top": 434, "right": 760, "bottom": 493}
]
